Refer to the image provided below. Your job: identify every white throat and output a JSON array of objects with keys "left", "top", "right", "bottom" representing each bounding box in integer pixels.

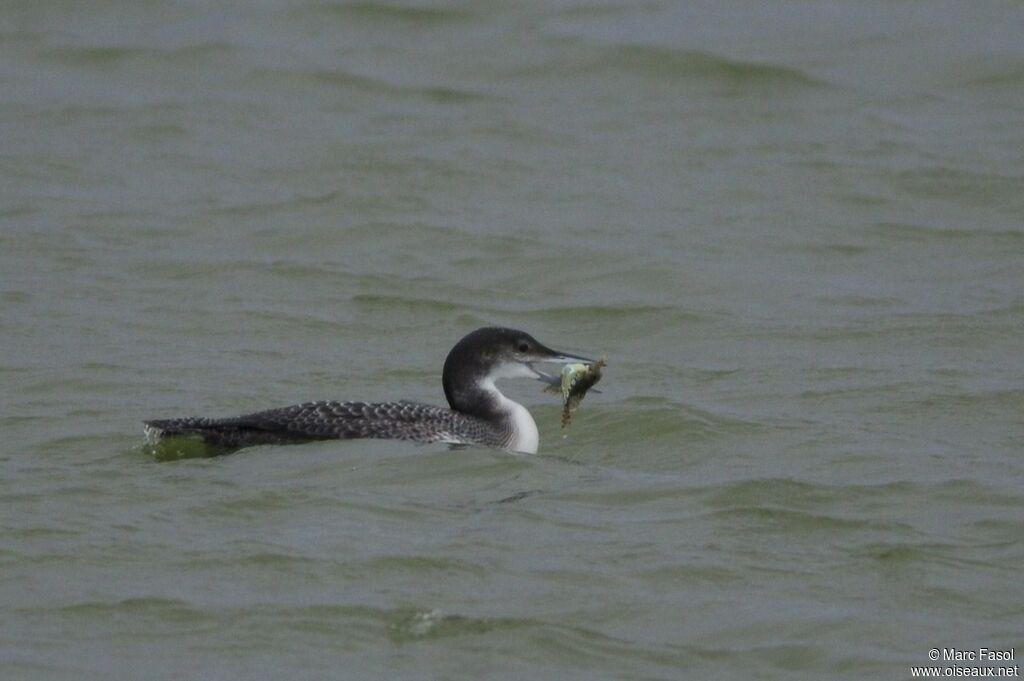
[{"left": 477, "top": 376, "right": 539, "bottom": 454}]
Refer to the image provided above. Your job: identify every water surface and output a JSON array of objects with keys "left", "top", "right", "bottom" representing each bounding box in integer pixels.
[{"left": 2, "top": 1, "right": 1023, "bottom": 679}]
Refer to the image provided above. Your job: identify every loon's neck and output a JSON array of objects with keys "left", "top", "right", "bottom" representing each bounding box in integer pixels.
[
  {"left": 444, "top": 357, "right": 540, "bottom": 453},
  {"left": 472, "top": 378, "right": 538, "bottom": 454}
]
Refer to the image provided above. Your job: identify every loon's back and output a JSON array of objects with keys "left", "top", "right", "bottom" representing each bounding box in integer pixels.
[{"left": 145, "top": 400, "right": 506, "bottom": 450}]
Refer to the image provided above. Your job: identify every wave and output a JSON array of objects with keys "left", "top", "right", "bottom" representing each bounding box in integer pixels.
[
  {"left": 524, "top": 42, "right": 827, "bottom": 93},
  {"left": 295, "top": 1, "right": 473, "bottom": 26}
]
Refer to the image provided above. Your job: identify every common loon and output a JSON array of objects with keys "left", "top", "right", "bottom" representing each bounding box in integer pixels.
[{"left": 144, "top": 327, "right": 594, "bottom": 454}]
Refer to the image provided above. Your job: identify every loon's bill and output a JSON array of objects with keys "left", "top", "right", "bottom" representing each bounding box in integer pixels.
[{"left": 145, "top": 327, "right": 598, "bottom": 455}]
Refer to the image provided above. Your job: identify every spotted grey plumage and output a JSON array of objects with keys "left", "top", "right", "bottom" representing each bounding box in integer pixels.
[
  {"left": 144, "top": 327, "right": 594, "bottom": 454},
  {"left": 147, "top": 400, "right": 506, "bottom": 449}
]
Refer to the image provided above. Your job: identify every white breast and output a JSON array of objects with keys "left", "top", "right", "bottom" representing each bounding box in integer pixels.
[{"left": 504, "top": 398, "right": 539, "bottom": 454}]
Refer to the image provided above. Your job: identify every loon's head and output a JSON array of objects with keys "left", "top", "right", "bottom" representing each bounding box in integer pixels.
[{"left": 442, "top": 327, "right": 593, "bottom": 418}]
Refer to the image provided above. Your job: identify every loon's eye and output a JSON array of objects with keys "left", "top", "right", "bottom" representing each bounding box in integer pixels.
[{"left": 517, "top": 341, "right": 530, "bottom": 353}]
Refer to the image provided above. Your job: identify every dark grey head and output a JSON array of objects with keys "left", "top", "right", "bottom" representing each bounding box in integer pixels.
[{"left": 442, "top": 327, "right": 593, "bottom": 418}]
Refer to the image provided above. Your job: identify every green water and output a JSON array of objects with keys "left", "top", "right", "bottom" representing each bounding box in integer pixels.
[{"left": 2, "top": 1, "right": 1022, "bottom": 679}]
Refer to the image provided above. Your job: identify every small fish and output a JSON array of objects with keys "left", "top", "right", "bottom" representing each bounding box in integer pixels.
[{"left": 543, "top": 359, "right": 605, "bottom": 427}]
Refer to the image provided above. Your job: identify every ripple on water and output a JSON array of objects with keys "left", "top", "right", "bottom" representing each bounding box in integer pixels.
[
  {"left": 869, "top": 220, "right": 1024, "bottom": 243},
  {"left": 290, "top": 1, "right": 474, "bottom": 26},
  {"left": 384, "top": 606, "right": 697, "bottom": 674},
  {"left": 386, "top": 607, "right": 527, "bottom": 643},
  {"left": 579, "top": 44, "right": 828, "bottom": 89},
  {"left": 576, "top": 395, "right": 768, "bottom": 458}
]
